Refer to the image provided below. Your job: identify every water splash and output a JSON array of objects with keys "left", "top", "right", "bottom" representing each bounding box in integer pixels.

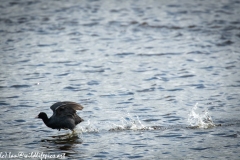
[
  {"left": 188, "top": 103, "right": 215, "bottom": 129},
  {"left": 108, "top": 113, "right": 155, "bottom": 131},
  {"left": 76, "top": 112, "right": 156, "bottom": 133},
  {"left": 76, "top": 120, "right": 100, "bottom": 133}
]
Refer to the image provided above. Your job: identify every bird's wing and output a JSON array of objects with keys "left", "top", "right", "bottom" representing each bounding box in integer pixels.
[
  {"left": 50, "top": 101, "right": 83, "bottom": 118},
  {"left": 50, "top": 102, "right": 64, "bottom": 113},
  {"left": 50, "top": 101, "right": 83, "bottom": 113}
]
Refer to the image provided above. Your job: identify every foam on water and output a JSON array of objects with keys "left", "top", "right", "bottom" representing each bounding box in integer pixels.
[{"left": 188, "top": 103, "right": 215, "bottom": 129}]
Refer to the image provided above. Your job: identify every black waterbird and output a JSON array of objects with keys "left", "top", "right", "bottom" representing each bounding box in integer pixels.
[{"left": 36, "top": 101, "right": 84, "bottom": 131}]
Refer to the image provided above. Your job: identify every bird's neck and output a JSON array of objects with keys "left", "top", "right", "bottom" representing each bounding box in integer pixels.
[{"left": 41, "top": 113, "right": 50, "bottom": 125}]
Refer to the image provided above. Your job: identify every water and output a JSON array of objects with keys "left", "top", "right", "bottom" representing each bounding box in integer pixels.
[{"left": 0, "top": 0, "right": 240, "bottom": 159}]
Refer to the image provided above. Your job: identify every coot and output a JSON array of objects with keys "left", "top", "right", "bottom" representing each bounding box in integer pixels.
[{"left": 36, "top": 101, "right": 84, "bottom": 131}]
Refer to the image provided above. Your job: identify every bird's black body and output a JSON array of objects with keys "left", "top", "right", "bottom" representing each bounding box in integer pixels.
[{"left": 36, "top": 101, "right": 84, "bottom": 131}]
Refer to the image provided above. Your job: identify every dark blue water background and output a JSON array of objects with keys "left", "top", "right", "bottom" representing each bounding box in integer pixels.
[{"left": 0, "top": 0, "right": 240, "bottom": 159}]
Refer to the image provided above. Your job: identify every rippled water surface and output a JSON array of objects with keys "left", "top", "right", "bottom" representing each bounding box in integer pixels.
[{"left": 1, "top": 0, "right": 240, "bottom": 159}]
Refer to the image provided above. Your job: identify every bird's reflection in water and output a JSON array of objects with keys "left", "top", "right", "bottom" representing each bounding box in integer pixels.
[{"left": 41, "top": 131, "right": 83, "bottom": 155}]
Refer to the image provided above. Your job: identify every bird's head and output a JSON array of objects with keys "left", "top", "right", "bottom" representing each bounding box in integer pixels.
[{"left": 35, "top": 112, "right": 48, "bottom": 119}]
